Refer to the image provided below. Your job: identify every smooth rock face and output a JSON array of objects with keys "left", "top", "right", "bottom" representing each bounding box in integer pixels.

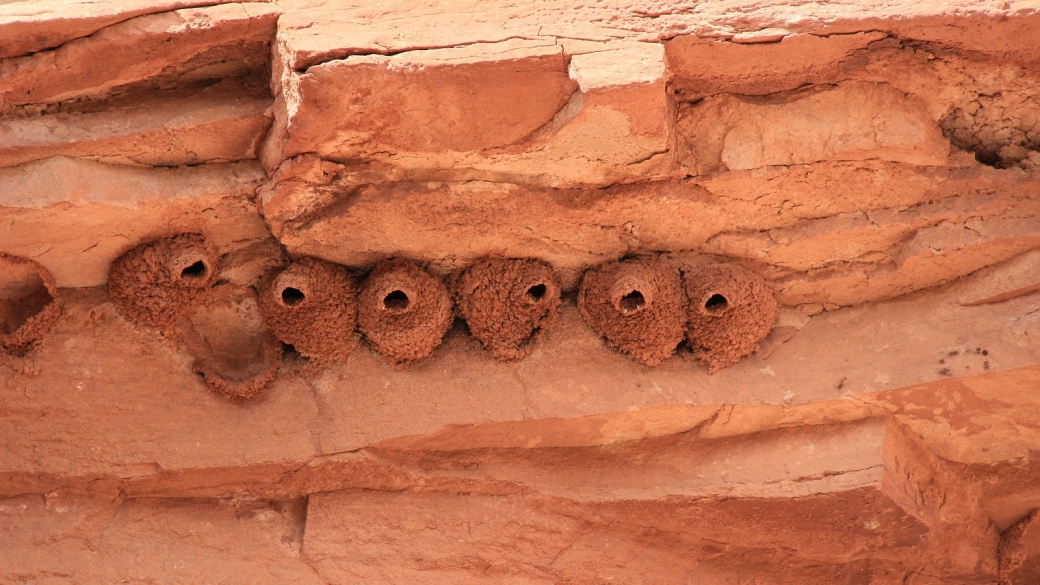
[
  {"left": 5, "top": 1, "right": 1040, "bottom": 583},
  {"left": 676, "top": 81, "right": 950, "bottom": 173}
]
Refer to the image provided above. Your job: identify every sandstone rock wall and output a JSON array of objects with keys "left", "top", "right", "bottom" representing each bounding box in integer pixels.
[{"left": 3, "top": 0, "right": 1040, "bottom": 582}]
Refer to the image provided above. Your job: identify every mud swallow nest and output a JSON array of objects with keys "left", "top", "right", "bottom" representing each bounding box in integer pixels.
[
  {"left": 453, "top": 258, "right": 561, "bottom": 360},
  {"left": 107, "top": 234, "right": 218, "bottom": 330},
  {"left": 257, "top": 257, "right": 359, "bottom": 362},
  {"left": 578, "top": 259, "right": 687, "bottom": 366},
  {"left": 174, "top": 284, "right": 283, "bottom": 401},
  {"left": 684, "top": 263, "right": 777, "bottom": 373},
  {"left": 358, "top": 259, "right": 453, "bottom": 364},
  {"left": 0, "top": 253, "right": 61, "bottom": 354}
]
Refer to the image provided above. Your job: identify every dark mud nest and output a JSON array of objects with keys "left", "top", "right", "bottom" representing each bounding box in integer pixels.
[
  {"left": 358, "top": 259, "right": 453, "bottom": 364},
  {"left": 578, "top": 259, "right": 687, "bottom": 366},
  {"left": 0, "top": 253, "right": 61, "bottom": 354},
  {"left": 173, "top": 284, "right": 283, "bottom": 401},
  {"left": 257, "top": 257, "right": 359, "bottom": 362},
  {"left": 453, "top": 258, "right": 561, "bottom": 360},
  {"left": 684, "top": 263, "right": 777, "bottom": 373},
  {"left": 107, "top": 234, "right": 218, "bottom": 330}
]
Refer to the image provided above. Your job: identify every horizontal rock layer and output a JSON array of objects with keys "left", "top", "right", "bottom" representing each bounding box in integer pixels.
[{"left": 4, "top": 1, "right": 1040, "bottom": 583}]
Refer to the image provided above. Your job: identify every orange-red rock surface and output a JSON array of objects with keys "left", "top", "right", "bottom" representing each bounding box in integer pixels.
[{"left": 3, "top": 0, "right": 1040, "bottom": 582}]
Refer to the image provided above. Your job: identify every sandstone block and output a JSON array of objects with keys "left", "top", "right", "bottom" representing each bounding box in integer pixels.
[
  {"left": 274, "top": 39, "right": 573, "bottom": 162},
  {"left": 0, "top": 290, "right": 318, "bottom": 492},
  {"left": 0, "top": 87, "right": 272, "bottom": 167},
  {"left": 0, "top": 3, "right": 278, "bottom": 108},
  {"left": 676, "top": 81, "right": 950, "bottom": 174},
  {"left": 666, "top": 32, "right": 886, "bottom": 100},
  {"left": 0, "top": 0, "right": 271, "bottom": 60},
  {"left": 0, "top": 493, "right": 322, "bottom": 585},
  {"left": 266, "top": 39, "right": 672, "bottom": 187}
]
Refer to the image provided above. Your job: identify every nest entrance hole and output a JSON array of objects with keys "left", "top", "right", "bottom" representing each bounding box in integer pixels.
[
  {"left": 383, "top": 290, "right": 410, "bottom": 313},
  {"left": 618, "top": 290, "right": 646, "bottom": 314},
  {"left": 526, "top": 283, "right": 547, "bottom": 302},
  {"left": 704, "top": 293, "right": 729, "bottom": 314},
  {"left": 180, "top": 260, "right": 209, "bottom": 281},
  {"left": 281, "top": 287, "right": 305, "bottom": 306}
]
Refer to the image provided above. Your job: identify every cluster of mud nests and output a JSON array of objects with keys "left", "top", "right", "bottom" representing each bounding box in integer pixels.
[
  {"left": 109, "top": 234, "right": 283, "bottom": 401},
  {"left": 0, "top": 253, "right": 61, "bottom": 355},
  {"left": 92, "top": 234, "right": 781, "bottom": 400},
  {"left": 578, "top": 260, "right": 777, "bottom": 368}
]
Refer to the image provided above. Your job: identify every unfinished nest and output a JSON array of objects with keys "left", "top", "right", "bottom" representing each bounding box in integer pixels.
[
  {"left": 684, "top": 263, "right": 778, "bottom": 373},
  {"left": 173, "top": 284, "right": 283, "bottom": 401},
  {"left": 578, "top": 259, "right": 687, "bottom": 366},
  {"left": 107, "top": 233, "right": 218, "bottom": 330},
  {"left": 257, "top": 257, "right": 359, "bottom": 362},
  {"left": 358, "top": 259, "right": 453, "bottom": 364},
  {"left": 0, "top": 253, "right": 61, "bottom": 355},
  {"left": 453, "top": 258, "right": 561, "bottom": 360}
]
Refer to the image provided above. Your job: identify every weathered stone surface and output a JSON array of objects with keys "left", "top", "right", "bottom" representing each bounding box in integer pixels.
[
  {"left": 666, "top": 32, "right": 887, "bottom": 100},
  {"left": 677, "top": 81, "right": 949, "bottom": 174},
  {"left": 0, "top": 0, "right": 270, "bottom": 60},
  {"left": 260, "top": 159, "right": 1040, "bottom": 306},
  {"left": 266, "top": 38, "right": 673, "bottom": 187},
  {"left": 5, "top": 2, "right": 1040, "bottom": 583},
  {"left": 0, "top": 2, "right": 277, "bottom": 109},
  {"left": 275, "top": 0, "right": 1040, "bottom": 71},
  {"left": 0, "top": 289, "right": 318, "bottom": 494},
  {"left": 0, "top": 492, "right": 321, "bottom": 584},
  {"left": 0, "top": 156, "right": 277, "bottom": 288},
  {"left": 0, "top": 85, "right": 272, "bottom": 167}
]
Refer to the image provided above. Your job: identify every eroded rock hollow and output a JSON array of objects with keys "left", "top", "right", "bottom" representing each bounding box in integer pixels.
[{"left": 4, "top": 1, "right": 1040, "bottom": 583}]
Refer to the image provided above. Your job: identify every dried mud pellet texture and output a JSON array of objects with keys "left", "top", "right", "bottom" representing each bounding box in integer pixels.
[
  {"left": 578, "top": 259, "right": 687, "bottom": 367},
  {"left": 257, "top": 257, "right": 358, "bottom": 362},
  {"left": 453, "top": 258, "right": 561, "bottom": 360},
  {"left": 107, "top": 234, "right": 218, "bottom": 330},
  {"left": 684, "top": 264, "right": 778, "bottom": 373},
  {"left": 0, "top": 253, "right": 61, "bottom": 354},
  {"left": 358, "top": 259, "right": 453, "bottom": 364},
  {"left": 173, "top": 284, "right": 283, "bottom": 401}
]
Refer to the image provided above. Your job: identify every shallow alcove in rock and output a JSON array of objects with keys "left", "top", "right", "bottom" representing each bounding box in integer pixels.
[
  {"left": 684, "top": 263, "right": 778, "bottom": 373},
  {"left": 452, "top": 258, "right": 560, "bottom": 360},
  {"left": 578, "top": 258, "right": 687, "bottom": 366},
  {"left": 107, "top": 233, "right": 218, "bottom": 331},
  {"left": 257, "top": 257, "right": 358, "bottom": 362},
  {"left": 0, "top": 253, "right": 61, "bottom": 354},
  {"left": 357, "top": 259, "right": 453, "bottom": 364},
  {"left": 173, "top": 284, "right": 283, "bottom": 401}
]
